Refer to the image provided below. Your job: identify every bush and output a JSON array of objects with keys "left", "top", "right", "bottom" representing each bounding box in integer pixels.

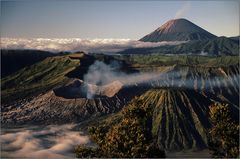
[
  {"left": 75, "top": 146, "right": 99, "bottom": 158},
  {"left": 208, "top": 103, "right": 239, "bottom": 158},
  {"left": 75, "top": 98, "right": 165, "bottom": 158}
]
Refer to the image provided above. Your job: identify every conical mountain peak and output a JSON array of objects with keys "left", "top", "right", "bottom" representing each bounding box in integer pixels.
[{"left": 140, "top": 19, "right": 216, "bottom": 42}]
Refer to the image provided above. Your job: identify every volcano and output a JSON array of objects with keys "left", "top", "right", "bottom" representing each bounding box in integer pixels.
[
  {"left": 53, "top": 79, "right": 124, "bottom": 99},
  {"left": 2, "top": 64, "right": 239, "bottom": 126},
  {"left": 140, "top": 18, "right": 216, "bottom": 42}
]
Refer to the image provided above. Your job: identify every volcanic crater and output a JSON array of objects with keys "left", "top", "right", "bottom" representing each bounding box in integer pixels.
[{"left": 53, "top": 79, "right": 124, "bottom": 99}]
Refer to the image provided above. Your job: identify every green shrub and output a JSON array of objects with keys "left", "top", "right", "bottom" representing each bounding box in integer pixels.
[
  {"left": 75, "top": 98, "right": 165, "bottom": 158},
  {"left": 208, "top": 103, "right": 239, "bottom": 158}
]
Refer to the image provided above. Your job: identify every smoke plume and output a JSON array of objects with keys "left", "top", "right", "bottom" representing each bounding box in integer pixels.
[
  {"left": 175, "top": 2, "right": 191, "bottom": 19},
  {"left": 83, "top": 60, "right": 239, "bottom": 97},
  {"left": 83, "top": 61, "right": 161, "bottom": 85}
]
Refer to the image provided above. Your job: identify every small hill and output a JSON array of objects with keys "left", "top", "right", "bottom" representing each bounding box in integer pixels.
[
  {"left": 89, "top": 88, "right": 213, "bottom": 151},
  {"left": 173, "top": 36, "right": 239, "bottom": 55},
  {"left": 1, "top": 80, "right": 147, "bottom": 126},
  {"left": 140, "top": 89, "right": 212, "bottom": 150},
  {"left": 1, "top": 53, "right": 81, "bottom": 104},
  {"left": 229, "top": 36, "right": 239, "bottom": 41},
  {"left": 1, "top": 49, "right": 55, "bottom": 77},
  {"left": 90, "top": 85, "right": 239, "bottom": 151},
  {"left": 120, "top": 37, "right": 238, "bottom": 55},
  {"left": 140, "top": 19, "right": 216, "bottom": 42}
]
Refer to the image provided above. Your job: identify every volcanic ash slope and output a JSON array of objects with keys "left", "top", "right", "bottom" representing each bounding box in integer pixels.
[{"left": 2, "top": 80, "right": 129, "bottom": 125}]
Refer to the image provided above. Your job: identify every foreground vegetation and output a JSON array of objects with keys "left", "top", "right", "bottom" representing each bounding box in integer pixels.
[
  {"left": 208, "top": 103, "right": 239, "bottom": 158},
  {"left": 75, "top": 91, "right": 239, "bottom": 158},
  {"left": 75, "top": 98, "right": 165, "bottom": 158}
]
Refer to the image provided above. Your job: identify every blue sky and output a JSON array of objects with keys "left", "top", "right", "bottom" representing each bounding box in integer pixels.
[{"left": 1, "top": 0, "right": 239, "bottom": 39}]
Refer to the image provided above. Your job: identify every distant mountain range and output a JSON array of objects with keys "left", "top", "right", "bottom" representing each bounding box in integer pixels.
[
  {"left": 120, "top": 18, "right": 239, "bottom": 55},
  {"left": 120, "top": 36, "right": 239, "bottom": 55}
]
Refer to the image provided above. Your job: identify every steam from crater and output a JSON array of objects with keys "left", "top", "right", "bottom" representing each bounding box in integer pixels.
[
  {"left": 175, "top": 2, "right": 191, "bottom": 19},
  {"left": 83, "top": 60, "right": 161, "bottom": 86},
  {"left": 83, "top": 60, "right": 239, "bottom": 98}
]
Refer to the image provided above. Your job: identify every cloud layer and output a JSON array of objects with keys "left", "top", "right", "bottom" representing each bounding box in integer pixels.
[
  {"left": 1, "top": 124, "right": 89, "bottom": 158},
  {"left": 1, "top": 38, "right": 186, "bottom": 53}
]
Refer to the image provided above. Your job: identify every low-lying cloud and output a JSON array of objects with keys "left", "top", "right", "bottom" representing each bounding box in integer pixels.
[
  {"left": 1, "top": 124, "right": 89, "bottom": 158},
  {"left": 1, "top": 38, "right": 186, "bottom": 53}
]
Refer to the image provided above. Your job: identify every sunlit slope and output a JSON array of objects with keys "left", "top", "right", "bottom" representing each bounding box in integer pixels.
[
  {"left": 95, "top": 87, "right": 237, "bottom": 151},
  {"left": 1, "top": 54, "right": 239, "bottom": 128},
  {"left": 1, "top": 49, "right": 55, "bottom": 77},
  {"left": 78, "top": 64, "right": 239, "bottom": 150},
  {"left": 139, "top": 64, "right": 239, "bottom": 107},
  {"left": 139, "top": 89, "right": 212, "bottom": 150},
  {"left": 87, "top": 88, "right": 213, "bottom": 151},
  {"left": 140, "top": 18, "right": 216, "bottom": 42},
  {"left": 117, "top": 55, "right": 239, "bottom": 68},
  {"left": 1, "top": 54, "right": 81, "bottom": 103},
  {"left": 121, "top": 37, "right": 239, "bottom": 55}
]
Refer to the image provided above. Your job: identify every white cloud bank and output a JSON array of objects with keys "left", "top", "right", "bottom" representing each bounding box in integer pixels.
[
  {"left": 1, "top": 124, "right": 89, "bottom": 158},
  {"left": 1, "top": 38, "right": 186, "bottom": 53}
]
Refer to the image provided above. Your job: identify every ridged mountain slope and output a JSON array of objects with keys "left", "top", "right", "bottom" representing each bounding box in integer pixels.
[
  {"left": 121, "top": 37, "right": 238, "bottom": 55},
  {"left": 140, "top": 19, "right": 216, "bottom": 42},
  {"left": 139, "top": 89, "right": 212, "bottom": 150},
  {"left": 1, "top": 49, "right": 55, "bottom": 77}
]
